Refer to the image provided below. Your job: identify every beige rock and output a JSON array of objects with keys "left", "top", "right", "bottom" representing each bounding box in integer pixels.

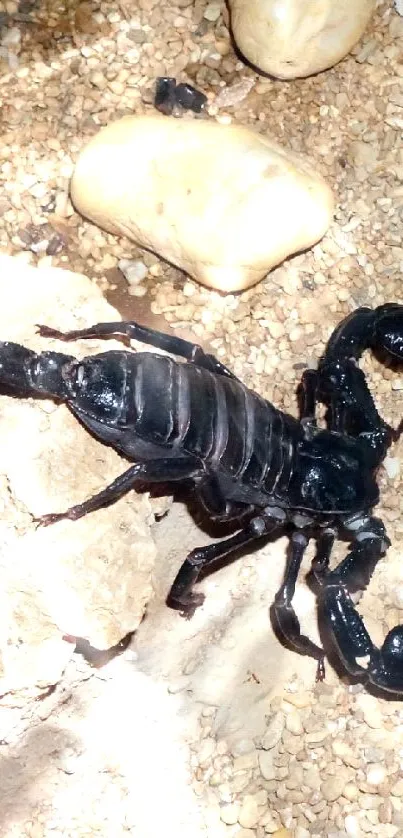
[
  {"left": 70, "top": 115, "right": 334, "bottom": 293},
  {"left": 0, "top": 255, "right": 159, "bottom": 699},
  {"left": 229, "top": 0, "right": 376, "bottom": 79}
]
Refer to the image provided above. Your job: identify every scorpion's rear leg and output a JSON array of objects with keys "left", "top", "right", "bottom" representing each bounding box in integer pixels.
[
  {"left": 271, "top": 531, "right": 325, "bottom": 675},
  {"left": 37, "top": 321, "right": 238, "bottom": 380},
  {"left": 312, "top": 515, "right": 403, "bottom": 692},
  {"left": 35, "top": 456, "right": 203, "bottom": 526},
  {"left": 167, "top": 514, "right": 281, "bottom": 618}
]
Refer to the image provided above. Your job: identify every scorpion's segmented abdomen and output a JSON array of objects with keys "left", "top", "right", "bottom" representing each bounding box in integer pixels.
[{"left": 126, "top": 353, "right": 297, "bottom": 494}]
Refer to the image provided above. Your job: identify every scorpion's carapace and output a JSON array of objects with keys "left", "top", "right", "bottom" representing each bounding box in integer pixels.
[{"left": 1, "top": 305, "right": 403, "bottom": 694}]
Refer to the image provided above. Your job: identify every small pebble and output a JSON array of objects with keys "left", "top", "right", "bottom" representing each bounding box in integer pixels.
[
  {"left": 220, "top": 803, "right": 240, "bottom": 825},
  {"left": 238, "top": 795, "right": 259, "bottom": 829},
  {"left": 367, "top": 765, "right": 387, "bottom": 786},
  {"left": 118, "top": 258, "right": 148, "bottom": 285},
  {"left": 261, "top": 712, "right": 285, "bottom": 750},
  {"left": 321, "top": 775, "right": 349, "bottom": 802}
]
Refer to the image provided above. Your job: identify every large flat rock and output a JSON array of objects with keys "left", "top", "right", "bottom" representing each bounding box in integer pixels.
[{"left": 0, "top": 256, "right": 158, "bottom": 700}]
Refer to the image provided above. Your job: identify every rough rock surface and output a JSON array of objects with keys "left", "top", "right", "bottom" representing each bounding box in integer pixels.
[
  {"left": 70, "top": 115, "right": 334, "bottom": 293},
  {"left": 0, "top": 255, "right": 160, "bottom": 703},
  {"left": 229, "top": 0, "right": 376, "bottom": 79}
]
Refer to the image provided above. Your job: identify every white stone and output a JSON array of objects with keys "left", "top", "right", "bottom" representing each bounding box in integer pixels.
[
  {"left": 366, "top": 764, "right": 387, "bottom": 786},
  {"left": 321, "top": 773, "right": 349, "bottom": 801},
  {"left": 258, "top": 749, "right": 276, "bottom": 779},
  {"left": 119, "top": 258, "right": 148, "bottom": 285},
  {"left": 238, "top": 794, "right": 259, "bottom": 828},
  {"left": 70, "top": 115, "right": 334, "bottom": 293},
  {"left": 261, "top": 711, "right": 285, "bottom": 749},
  {"left": 383, "top": 456, "right": 400, "bottom": 479},
  {"left": 220, "top": 802, "right": 240, "bottom": 824},
  {"left": 229, "top": 0, "right": 376, "bottom": 79},
  {"left": 345, "top": 814, "right": 362, "bottom": 837}
]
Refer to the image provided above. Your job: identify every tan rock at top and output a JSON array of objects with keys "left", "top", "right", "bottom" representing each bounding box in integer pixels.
[
  {"left": 70, "top": 115, "right": 334, "bottom": 294},
  {"left": 229, "top": 0, "right": 376, "bottom": 79}
]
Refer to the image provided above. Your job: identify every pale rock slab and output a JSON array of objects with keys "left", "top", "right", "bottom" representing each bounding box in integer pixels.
[
  {"left": 70, "top": 115, "right": 334, "bottom": 293},
  {"left": 229, "top": 0, "right": 376, "bottom": 79},
  {"left": 0, "top": 255, "right": 160, "bottom": 700}
]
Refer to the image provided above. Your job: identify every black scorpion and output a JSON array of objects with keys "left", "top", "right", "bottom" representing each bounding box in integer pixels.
[{"left": 1, "top": 305, "right": 403, "bottom": 694}]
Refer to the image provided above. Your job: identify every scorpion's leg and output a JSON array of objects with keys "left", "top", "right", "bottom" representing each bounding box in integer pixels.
[
  {"left": 167, "top": 514, "right": 281, "bottom": 618},
  {"left": 197, "top": 475, "right": 255, "bottom": 522},
  {"left": 35, "top": 456, "right": 203, "bottom": 526},
  {"left": 313, "top": 515, "right": 403, "bottom": 692},
  {"left": 299, "top": 369, "right": 318, "bottom": 423},
  {"left": 271, "top": 531, "right": 325, "bottom": 674},
  {"left": 298, "top": 368, "right": 319, "bottom": 438},
  {"left": 37, "top": 321, "right": 239, "bottom": 381}
]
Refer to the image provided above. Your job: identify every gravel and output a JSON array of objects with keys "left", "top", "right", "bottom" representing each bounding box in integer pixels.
[{"left": 1, "top": 0, "right": 403, "bottom": 836}]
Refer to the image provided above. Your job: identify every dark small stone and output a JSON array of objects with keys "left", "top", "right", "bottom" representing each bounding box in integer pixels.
[
  {"left": 193, "top": 19, "right": 209, "bottom": 38},
  {"left": 127, "top": 28, "right": 147, "bottom": 44},
  {"left": 175, "top": 82, "right": 207, "bottom": 113},
  {"left": 41, "top": 193, "right": 57, "bottom": 214},
  {"left": 154, "top": 77, "right": 207, "bottom": 116},
  {"left": 154, "top": 76, "right": 177, "bottom": 116},
  {"left": 46, "top": 233, "right": 65, "bottom": 256},
  {"left": 18, "top": 0, "right": 37, "bottom": 13}
]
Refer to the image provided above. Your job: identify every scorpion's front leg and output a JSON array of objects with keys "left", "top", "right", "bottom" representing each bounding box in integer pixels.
[
  {"left": 271, "top": 531, "right": 325, "bottom": 676},
  {"left": 314, "top": 514, "right": 403, "bottom": 693}
]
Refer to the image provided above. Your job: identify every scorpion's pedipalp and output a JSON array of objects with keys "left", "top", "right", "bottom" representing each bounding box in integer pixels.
[
  {"left": 321, "top": 585, "right": 403, "bottom": 693},
  {"left": 314, "top": 515, "right": 400, "bottom": 690},
  {"left": 371, "top": 626, "right": 403, "bottom": 693},
  {"left": 320, "top": 583, "right": 374, "bottom": 678}
]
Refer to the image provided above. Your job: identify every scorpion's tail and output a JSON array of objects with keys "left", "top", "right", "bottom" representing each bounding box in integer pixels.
[
  {"left": 0, "top": 341, "right": 74, "bottom": 399},
  {"left": 370, "top": 303, "right": 403, "bottom": 362},
  {"left": 312, "top": 304, "right": 403, "bottom": 468},
  {"left": 323, "top": 303, "right": 403, "bottom": 365}
]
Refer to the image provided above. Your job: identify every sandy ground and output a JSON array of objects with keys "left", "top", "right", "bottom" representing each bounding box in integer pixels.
[{"left": 0, "top": 0, "right": 403, "bottom": 836}]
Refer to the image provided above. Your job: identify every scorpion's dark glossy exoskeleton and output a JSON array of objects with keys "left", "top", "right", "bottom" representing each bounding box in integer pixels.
[{"left": 1, "top": 305, "right": 403, "bottom": 693}]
